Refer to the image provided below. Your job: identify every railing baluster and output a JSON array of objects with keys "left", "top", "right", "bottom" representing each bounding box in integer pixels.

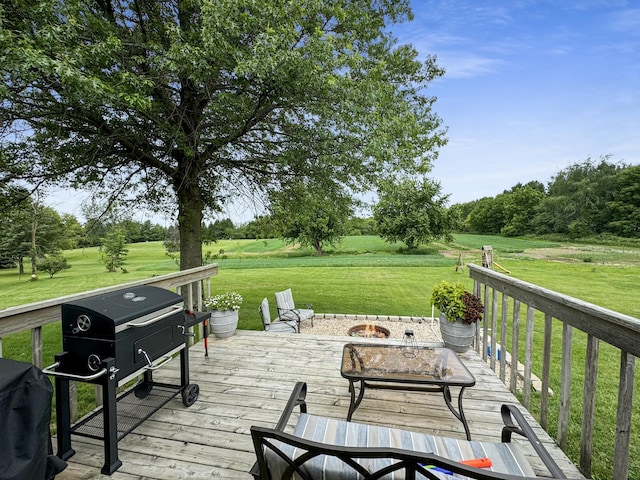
[
  {"left": 522, "top": 305, "right": 534, "bottom": 408},
  {"left": 482, "top": 286, "right": 490, "bottom": 361},
  {"left": 500, "top": 293, "right": 508, "bottom": 382},
  {"left": 580, "top": 334, "right": 599, "bottom": 477},
  {"left": 511, "top": 299, "right": 520, "bottom": 395},
  {"left": 490, "top": 289, "right": 498, "bottom": 371},
  {"left": 613, "top": 351, "right": 634, "bottom": 480},
  {"left": 540, "top": 313, "right": 552, "bottom": 430},
  {"left": 558, "top": 322, "right": 573, "bottom": 450}
]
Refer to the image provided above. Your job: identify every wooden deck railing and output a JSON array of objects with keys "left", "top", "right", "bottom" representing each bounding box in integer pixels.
[{"left": 468, "top": 263, "right": 639, "bottom": 480}]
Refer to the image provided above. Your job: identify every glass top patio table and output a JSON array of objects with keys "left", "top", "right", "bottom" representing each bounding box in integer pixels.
[{"left": 340, "top": 343, "right": 476, "bottom": 439}]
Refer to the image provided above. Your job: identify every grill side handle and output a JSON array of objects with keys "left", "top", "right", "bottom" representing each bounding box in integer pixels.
[
  {"left": 43, "top": 361, "right": 108, "bottom": 381},
  {"left": 126, "top": 305, "right": 184, "bottom": 327}
]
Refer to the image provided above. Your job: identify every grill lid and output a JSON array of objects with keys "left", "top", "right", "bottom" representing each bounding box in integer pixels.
[{"left": 62, "top": 286, "right": 183, "bottom": 327}]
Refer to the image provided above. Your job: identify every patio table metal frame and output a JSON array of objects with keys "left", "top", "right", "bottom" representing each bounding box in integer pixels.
[{"left": 340, "top": 342, "right": 476, "bottom": 440}]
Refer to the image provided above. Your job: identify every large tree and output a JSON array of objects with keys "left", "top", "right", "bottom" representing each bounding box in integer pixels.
[
  {"left": 373, "top": 177, "right": 452, "bottom": 249},
  {"left": 269, "top": 181, "right": 355, "bottom": 255},
  {"left": 0, "top": 195, "right": 66, "bottom": 275},
  {"left": 1, "top": 0, "right": 446, "bottom": 270}
]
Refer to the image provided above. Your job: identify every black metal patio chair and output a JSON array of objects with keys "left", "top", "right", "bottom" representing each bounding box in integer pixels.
[{"left": 250, "top": 382, "right": 577, "bottom": 480}]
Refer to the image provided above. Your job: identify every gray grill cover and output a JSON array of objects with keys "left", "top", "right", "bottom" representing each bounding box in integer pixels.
[{"left": 0, "top": 359, "right": 66, "bottom": 480}]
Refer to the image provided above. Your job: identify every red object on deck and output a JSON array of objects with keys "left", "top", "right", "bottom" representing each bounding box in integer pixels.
[{"left": 461, "top": 457, "right": 492, "bottom": 468}]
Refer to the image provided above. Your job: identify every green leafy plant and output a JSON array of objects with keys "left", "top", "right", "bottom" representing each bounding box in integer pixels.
[
  {"left": 431, "top": 281, "right": 483, "bottom": 324},
  {"left": 204, "top": 292, "right": 243, "bottom": 311}
]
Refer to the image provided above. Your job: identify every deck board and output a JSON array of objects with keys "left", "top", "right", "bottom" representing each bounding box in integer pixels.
[{"left": 55, "top": 331, "right": 585, "bottom": 479}]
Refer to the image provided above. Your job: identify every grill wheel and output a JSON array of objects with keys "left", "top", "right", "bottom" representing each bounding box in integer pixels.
[
  {"left": 134, "top": 382, "right": 153, "bottom": 399},
  {"left": 182, "top": 384, "right": 199, "bottom": 407}
]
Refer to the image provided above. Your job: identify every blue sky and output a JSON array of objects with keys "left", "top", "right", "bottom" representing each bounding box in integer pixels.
[
  {"left": 49, "top": 1, "right": 639, "bottom": 222},
  {"left": 396, "top": 0, "right": 640, "bottom": 203}
]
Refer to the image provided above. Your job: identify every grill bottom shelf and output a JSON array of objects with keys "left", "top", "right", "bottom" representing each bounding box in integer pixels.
[{"left": 72, "top": 382, "right": 181, "bottom": 441}]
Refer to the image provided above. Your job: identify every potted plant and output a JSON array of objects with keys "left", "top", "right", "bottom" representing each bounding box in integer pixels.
[
  {"left": 431, "top": 280, "right": 483, "bottom": 352},
  {"left": 204, "top": 292, "right": 243, "bottom": 338}
]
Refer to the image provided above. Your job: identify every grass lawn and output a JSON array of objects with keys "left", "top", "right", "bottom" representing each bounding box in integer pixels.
[{"left": 1, "top": 234, "right": 639, "bottom": 479}]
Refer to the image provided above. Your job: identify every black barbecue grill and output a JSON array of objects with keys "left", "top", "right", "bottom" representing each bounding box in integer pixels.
[{"left": 44, "top": 285, "right": 209, "bottom": 475}]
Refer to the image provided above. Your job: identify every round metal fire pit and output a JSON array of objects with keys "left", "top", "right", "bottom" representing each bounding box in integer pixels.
[{"left": 347, "top": 324, "right": 391, "bottom": 338}]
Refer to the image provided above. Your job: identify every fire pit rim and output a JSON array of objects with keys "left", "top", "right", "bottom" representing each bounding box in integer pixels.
[{"left": 347, "top": 323, "right": 391, "bottom": 338}]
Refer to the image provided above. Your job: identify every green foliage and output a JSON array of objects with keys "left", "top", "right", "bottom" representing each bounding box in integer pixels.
[
  {"left": 345, "top": 217, "right": 377, "bottom": 236},
  {"left": 37, "top": 253, "right": 71, "bottom": 278},
  {"left": 269, "top": 181, "right": 355, "bottom": 256},
  {"left": 464, "top": 195, "right": 507, "bottom": 234},
  {"left": 430, "top": 280, "right": 483, "bottom": 323},
  {"left": 203, "top": 218, "right": 236, "bottom": 242},
  {"left": 241, "top": 215, "right": 280, "bottom": 240},
  {"left": 500, "top": 185, "right": 545, "bottom": 236},
  {"left": 100, "top": 228, "right": 128, "bottom": 272},
  {"left": 0, "top": 195, "right": 67, "bottom": 274},
  {"left": 374, "top": 178, "right": 453, "bottom": 249},
  {"left": 606, "top": 165, "right": 640, "bottom": 237}
]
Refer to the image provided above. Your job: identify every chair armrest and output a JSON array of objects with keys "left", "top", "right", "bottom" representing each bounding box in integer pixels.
[
  {"left": 250, "top": 382, "right": 307, "bottom": 478},
  {"left": 501, "top": 404, "right": 567, "bottom": 479},
  {"left": 274, "top": 382, "right": 307, "bottom": 431},
  {"left": 278, "top": 307, "right": 302, "bottom": 320}
]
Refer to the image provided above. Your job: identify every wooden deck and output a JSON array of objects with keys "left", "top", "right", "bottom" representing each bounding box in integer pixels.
[{"left": 55, "top": 330, "right": 585, "bottom": 479}]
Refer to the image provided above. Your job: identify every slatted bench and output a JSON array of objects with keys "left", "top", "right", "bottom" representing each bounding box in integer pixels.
[{"left": 250, "top": 382, "right": 577, "bottom": 479}]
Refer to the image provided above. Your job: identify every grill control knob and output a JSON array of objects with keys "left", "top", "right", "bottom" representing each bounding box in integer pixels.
[
  {"left": 76, "top": 314, "right": 92, "bottom": 332},
  {"left": 87, "top": 354, "right": 101, "bottom": 372}
]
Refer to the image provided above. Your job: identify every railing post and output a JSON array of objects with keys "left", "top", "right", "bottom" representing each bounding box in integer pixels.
[{"left": 31, "top": 326, "right": 43, "bottom": 369}]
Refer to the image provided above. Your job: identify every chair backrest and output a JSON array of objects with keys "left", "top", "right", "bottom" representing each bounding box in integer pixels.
[
  {"left": 258, "top": 298, "right": 271, "bottom": 328},
  {"left": 275, "top": 288, "right": 295, "bottom": 311}
]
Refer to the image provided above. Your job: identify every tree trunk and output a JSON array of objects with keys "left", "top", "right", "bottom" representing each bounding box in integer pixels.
[
  {"left": 177, "top": 180, "right": 204, "bottom": 271},
  {"left": 31, "top": 217, "right": 38, "bottom": 275}
]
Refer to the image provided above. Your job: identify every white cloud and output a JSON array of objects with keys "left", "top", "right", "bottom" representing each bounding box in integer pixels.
[{"left": 438, "top": 54, "right": 504, "bottom": 79}]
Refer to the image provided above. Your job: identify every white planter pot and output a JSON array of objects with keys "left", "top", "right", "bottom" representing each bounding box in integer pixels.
[
  {"left": 210, "top": 310, "right": 239, "bottom": 338},
  {"left": 439, "top": 313, "right": 476, "bottom": 353}
]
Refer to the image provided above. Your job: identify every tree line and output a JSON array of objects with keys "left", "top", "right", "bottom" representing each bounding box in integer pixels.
[{"left": 453, "top": 157, "right": 640, "bottom": 239}]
